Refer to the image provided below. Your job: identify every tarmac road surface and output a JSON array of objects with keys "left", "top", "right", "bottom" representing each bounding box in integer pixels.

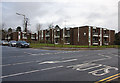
[{"left": 1, "top": 46, "right": 120, "bottom": 82}]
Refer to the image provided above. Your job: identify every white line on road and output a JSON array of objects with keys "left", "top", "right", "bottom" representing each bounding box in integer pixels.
[
  {"left": 83, "top": 54, "right": 112, "bottom": 63},
  {"left": 39, "top": 59, "right": 77, "bottom": 65},
  {"left": 1, "top": 66, "right": 63, "bottom": 78},
  {"left": 41, "top": 66, "right": 63, "bottom": 71},
  {"left": 3, "top": 51, "right": 81, "bottom": 58},
  {"left": 1, "top": 58, "right": 77, "bottom": 67},
  {"left": 1, "top": 61, "right": 36, "bottom": 67},
  {"left": 24, "top": 51, "right": 80, "bottom": 56}
]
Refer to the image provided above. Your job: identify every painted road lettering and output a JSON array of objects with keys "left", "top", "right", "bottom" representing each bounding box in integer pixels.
[{"left": 67, "top": 63, "right": 118, "bottom": 76}]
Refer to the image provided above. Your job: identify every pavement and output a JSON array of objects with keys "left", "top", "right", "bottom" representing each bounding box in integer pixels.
[
  {"left": 1, "top": 46, "right": 120, "bottom": 82},
  {"left": 34, "top": 47, "right": 105, "bottom": 51}
]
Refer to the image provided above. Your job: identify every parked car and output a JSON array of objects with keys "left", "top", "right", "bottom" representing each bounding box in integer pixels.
[
  {"left": 9, "top": 40, "right": 17, "bottom": 47},
  {"left": 2, "top": 40, "right": 9, "bottom": 46},
  {"left": 16, "top": 41, "right": 30, "bottom": 48}
]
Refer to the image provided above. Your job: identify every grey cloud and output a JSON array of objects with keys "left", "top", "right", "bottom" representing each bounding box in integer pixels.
[{"left": 2, "top": 1, "right": 118, "bottom": 32}]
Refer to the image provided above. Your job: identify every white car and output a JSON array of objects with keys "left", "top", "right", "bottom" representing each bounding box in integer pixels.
[{"left": 2, "top": 40, "right": 9, "bottom": 46}]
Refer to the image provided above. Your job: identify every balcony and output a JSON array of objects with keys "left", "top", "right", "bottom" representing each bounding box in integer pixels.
[
  {"left": 54, "top": 35, "right": 60, "bottom": 38},
  {"left": 22, "top": 37, "right": 27, "bottom": 39},
  {"left": 31, "top": 37, "right": 35, "bottom": 39},
  {"left": 45, "top": 34, "right": 50, "bottom": 37},
  {"left": 64, "top": 34, "right": 70, "bottom": 37},
  {"left": 103, "top": 41, "right": 109, "bottom": 45},
  {"left": 64, "top": 41, "right": 70, "bottom": 45},
  {"left": 93, "top": 32, "right": 99, "bottom": 37},
  {"left": 22, "top": 33, "right": 27, "bottom": 39},
  {"left": 56, "top": 29, "right": 60, "bottom": 31},
  {"left": 103, "top": 34, "right": 109, "bottom": 37},
  {"left": 92, "top": 41, "right": 99, "bottom": 45},
  {"left": 46, "top": 31, "right": 50, "bottom": 37}
]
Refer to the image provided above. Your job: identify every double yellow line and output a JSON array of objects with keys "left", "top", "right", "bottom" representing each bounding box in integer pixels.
[{"left": 95, "top": 73, "right": 120, "bottom": 83}]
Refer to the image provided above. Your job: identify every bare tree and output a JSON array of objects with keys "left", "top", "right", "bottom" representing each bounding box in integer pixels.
[
  {"left": 2, "top": 23, "right": 7, "bottom": 40},
  {"left": 2, "top": 23, "right": 7, "bottom": 31},
  {"left": 48, "top": 23, "right": 54, "bottom": 29},
  {"left": 36, "top": 23, "right": 42, "bottom": 32}
]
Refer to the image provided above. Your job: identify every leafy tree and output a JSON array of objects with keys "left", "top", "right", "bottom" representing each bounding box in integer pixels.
[
  {"left": 8, "top": 28, "right": 12, "bottom": 33},
  {"left": 114, "top": 32, "right": 120, "bottom": 45},
  {"left": 16, "top": 26, "right": 21, "bottom": 32}
]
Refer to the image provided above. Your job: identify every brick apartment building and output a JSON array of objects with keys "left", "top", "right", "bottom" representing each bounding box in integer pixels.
[
  {"left": 38, "top": 25, "right": 115, "bottom": 46},
  {"left": 3, "top": 25, "right": 115, "bottom": 46},
  {"left": 5, "top": 31, "right": 37, "bottom": 42}
]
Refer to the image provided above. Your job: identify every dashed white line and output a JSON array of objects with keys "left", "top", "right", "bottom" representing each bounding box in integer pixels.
[
  {"left": 1, "top": 66, "right": 63, "bottom": 78},
  {"left": 2, "top": 61, "right": 37, "bottom": 67}
]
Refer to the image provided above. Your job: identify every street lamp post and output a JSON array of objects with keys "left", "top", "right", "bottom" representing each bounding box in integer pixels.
[{"left": 16, "top": 13, "right": 27, "bottom": 32}]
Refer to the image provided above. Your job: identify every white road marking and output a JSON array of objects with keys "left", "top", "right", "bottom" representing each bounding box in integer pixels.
[
  {"left": 1, "top": 70, "right": 40, "bottom": 78},
  {"left": 2, "top": 58, "right": 78, "bottom": 67},
  {"left": 66, "top": 53, "right": 118, "bottom": 76},
  {"left": 39, "top": 59, "right": 77, "bottom": 65},
  {"left": 24, "top": 52, "right": 34, "bottom": 55},
  {"left": 3, "top": 51, "right": 81, "bottom": 58},
  {"left": 83, "top": 54, "right": 112, "bottom": 63},
  {"left": 0, "top": 66, "right": 63, "bottom": 78},
  {"left": 2, "top": 61, "right": 37, "bottom": 67},
  {"left": 41, "top": 66, "right": 63, "bottom": 71},
  {"left": 67, "top": 62, "right": 118, "bottom": 76},
  {"left": 66, "top": 53, "right": 117, "bottom": 76},
  {"left": 24, "top": 51, "right": 80, "bottom": 56},
  {"left": 62, "top": 55, "right": 88, "bottom": 60},
  {"left": 89, "top": 66, "right": 118, "bottom": 76}
]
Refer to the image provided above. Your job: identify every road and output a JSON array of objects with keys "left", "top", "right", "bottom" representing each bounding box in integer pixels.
[{"left": 1, "top": 46, "right": 120, "bottom": 82}]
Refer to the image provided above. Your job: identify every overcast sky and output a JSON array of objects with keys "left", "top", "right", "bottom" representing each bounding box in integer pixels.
[{"left": 1, "top": 0, "right": 119, "bottom": 32}]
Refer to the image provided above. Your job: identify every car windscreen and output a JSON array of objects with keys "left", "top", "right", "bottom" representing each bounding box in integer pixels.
[
  {"left": 11, "top": 41, "right": 16, "bottom": 43},
  {"left": 20, "top": 41, "right": 27, "bottom": 43},
  {"left": 3, "top": 41, "right": 8, "bottom": 42}
]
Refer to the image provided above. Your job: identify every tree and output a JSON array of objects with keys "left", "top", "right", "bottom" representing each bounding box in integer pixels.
[
  {"left": 114, "top": 32, "right": 120, "bottom": 45},
  {"left": 36, "top": 23, "right": 42, "bottom": 32},
  {"left": 48, "top": 23, "right": 54, "bottom": 29},
  {"left": 16, "top": 26, "right": 21, "bottom": 32},
  {"left": 2, "top": 23, "right": 7, "bottom": 40},
  {"left": 8, "top": 28, "right": 12, "bottom": 33}
]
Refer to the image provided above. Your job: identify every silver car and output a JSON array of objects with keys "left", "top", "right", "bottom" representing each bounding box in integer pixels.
[{"left": 9, "top": 40, "right": 17, "bottom": 47}]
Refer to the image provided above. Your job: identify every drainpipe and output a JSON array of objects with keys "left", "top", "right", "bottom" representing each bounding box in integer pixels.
[{"left": 78, "top": 27, "right": 79, "bottom": 43}]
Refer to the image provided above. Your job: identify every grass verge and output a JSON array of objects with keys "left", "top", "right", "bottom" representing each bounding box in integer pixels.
[{"left": 30, "top": 43, "right": 119, "bottom": 48}]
